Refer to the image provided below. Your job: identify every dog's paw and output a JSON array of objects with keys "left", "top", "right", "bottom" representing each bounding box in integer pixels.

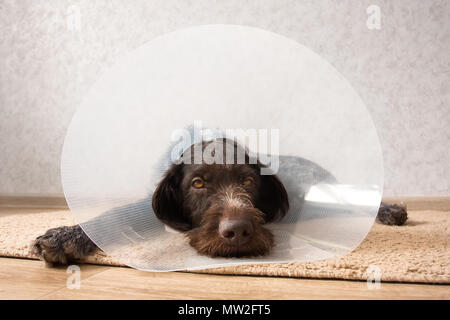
[
  {"left": 376, "top": 203, "right": 408, "bottom": 226},
  {"left": 31, "top": 226, "right": 95, "bottom": 265}
]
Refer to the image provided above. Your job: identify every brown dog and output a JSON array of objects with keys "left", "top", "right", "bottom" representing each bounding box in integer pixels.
[
  {"left": 153, "top": 139, "right": 289, "bottom": 257},
  {"left": 32, "top": 138, "right": 406, "bottom": 264}
]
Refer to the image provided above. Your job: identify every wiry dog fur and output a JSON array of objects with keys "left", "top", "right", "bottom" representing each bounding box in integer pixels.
[
  {"left": 151, "top": 139, "right": 289, "bottom": 257},
  {"left": 32, "top": 225, "right": 96, "bottom": 264},
  {"left": 32, "top": 138, "right": 407, "bottom": 265},
  {"left": 376, "top": 202, "right": 408, "bottom": 225},
  {"left": 187, "top": 203, "right": 274, "bottom": 257}
]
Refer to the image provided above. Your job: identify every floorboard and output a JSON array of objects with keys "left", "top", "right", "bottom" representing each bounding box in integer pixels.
[{"left": 0, "top": 257, "right": 448, "bottom": 300}]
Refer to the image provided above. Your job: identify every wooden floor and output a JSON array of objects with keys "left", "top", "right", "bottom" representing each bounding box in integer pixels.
[
  {"left": 0, "top": 257, "right": 448, "bottom": 300},
  {"left": 0, "top": 201, "right": 449, "bottom": 300}
]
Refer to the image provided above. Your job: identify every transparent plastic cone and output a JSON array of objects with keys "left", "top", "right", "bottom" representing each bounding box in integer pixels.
[{"left": 61, "top": 25, "right": 383, "bottom": 271}]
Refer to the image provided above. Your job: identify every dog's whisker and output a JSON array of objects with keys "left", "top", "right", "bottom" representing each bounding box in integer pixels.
[{"left": 153, "top": 138, "right": 288, "bottom": 258}]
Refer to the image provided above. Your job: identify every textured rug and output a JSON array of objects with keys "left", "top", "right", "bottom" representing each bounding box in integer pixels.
[{"left": 0, "top": 208, "right": 448, "bottom": 284}]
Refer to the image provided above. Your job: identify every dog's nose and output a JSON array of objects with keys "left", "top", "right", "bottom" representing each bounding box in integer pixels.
[{"left": 219, "top": 219, "right": 253, "bottom": 245}]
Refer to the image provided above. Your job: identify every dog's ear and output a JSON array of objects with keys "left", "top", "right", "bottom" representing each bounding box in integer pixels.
[
  {"left": 254, "top": 163, "right": 289, "bottom": 222},
  {"left": 152, "top": 163, "right": 191, "bottom": 231}
]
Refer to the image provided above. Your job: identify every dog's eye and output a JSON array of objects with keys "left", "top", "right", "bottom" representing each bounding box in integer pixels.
[
  {"left": 241, "top": 177, "right": 254, "bottom": 186},
  {"left": 192, "top": 178, "right": 205, "bottom": 189}
]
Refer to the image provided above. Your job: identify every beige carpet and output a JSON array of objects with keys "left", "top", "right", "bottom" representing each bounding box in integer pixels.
[{"left": 0, "top": 208, "right": 448, "bottom": 284}]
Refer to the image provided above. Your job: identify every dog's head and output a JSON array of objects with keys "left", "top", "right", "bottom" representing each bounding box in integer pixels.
[{"left": 152, "top": 138, "right": 289, "bottom": 257}]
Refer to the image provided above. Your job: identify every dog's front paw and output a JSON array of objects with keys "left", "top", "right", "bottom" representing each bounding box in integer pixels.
[{"left": 31, "top": 225, "right": 96, "bottom": 265}]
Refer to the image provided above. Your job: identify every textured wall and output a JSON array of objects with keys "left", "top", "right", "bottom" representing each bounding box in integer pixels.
[{"left": 0, "top": 0, "right": 449, "bottom": 196}]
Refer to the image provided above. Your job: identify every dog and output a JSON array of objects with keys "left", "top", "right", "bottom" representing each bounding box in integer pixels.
[{"left": 32, "top": 138, "right": 407, "bottom": 265}]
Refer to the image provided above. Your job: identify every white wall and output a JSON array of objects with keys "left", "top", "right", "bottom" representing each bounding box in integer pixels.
[{"left": 0, "top": 0, "right": 449, "bottom": 197}]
